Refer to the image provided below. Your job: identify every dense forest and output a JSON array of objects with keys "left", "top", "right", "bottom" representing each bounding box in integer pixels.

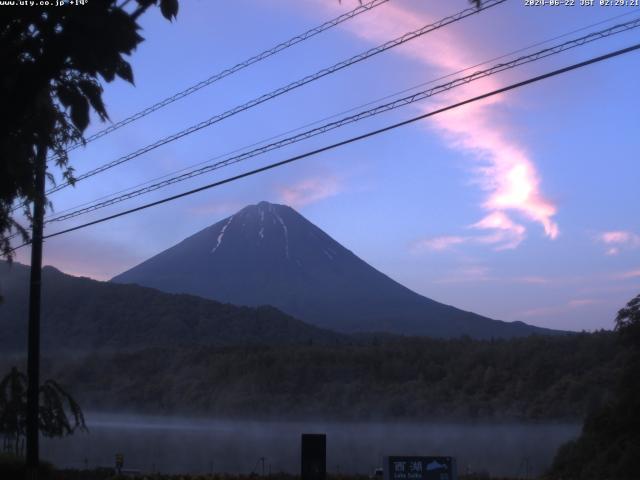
[
  {"left": 1, "top": 331, "right": 622, "bottom": 422},
  {"left": 546, "top": 294, "right": 640, "bottom": 479},
  {"left": 0, "top": 263, "right": 345, "bottom": 353}
]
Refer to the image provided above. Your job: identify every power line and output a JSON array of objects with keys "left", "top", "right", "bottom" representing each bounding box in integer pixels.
[
  {"left": 44, "top": 43, "right": 640, "bottom": 238},
  {"left": 42, "top": 17, "right": 640, "bottom": 225},
  {"left": 44, "top": 9, "right": 640, "bottom": 222},
  {"left": 48, "top": 0, "right": 392, "bottom": 160},
  {"left": 9, "top": 0, "right": 393, "bottom": 219},
  {"left": 6, "top": 11, "right": 638, "bottom": 237},
  {"left": 9, "top": 41, "right": 637, "bottom": 252},
  {"left": 45, "top": 0, "right": 507, "bottom": 196}
]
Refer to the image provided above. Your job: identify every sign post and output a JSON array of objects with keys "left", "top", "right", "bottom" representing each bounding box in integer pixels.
[{"left": 384, "top": 456, "right": 457, "bottom": 480}]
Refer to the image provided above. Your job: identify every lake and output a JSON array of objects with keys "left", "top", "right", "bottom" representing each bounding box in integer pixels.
[{"left": 41, "top": 413, "right": 581, "bottom": 477}]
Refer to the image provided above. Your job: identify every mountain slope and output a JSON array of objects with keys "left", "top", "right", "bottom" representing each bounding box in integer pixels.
[
  {"left": 112, "top": 201, "right": 556, "bottom": 338},
  {"left": 0, "top": 261, "right": 345, "bottom": 354}
]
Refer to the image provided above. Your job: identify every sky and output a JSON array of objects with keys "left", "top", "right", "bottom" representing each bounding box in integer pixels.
[{"left": 12, "top": 0, "right": 640, "bottom": 331}]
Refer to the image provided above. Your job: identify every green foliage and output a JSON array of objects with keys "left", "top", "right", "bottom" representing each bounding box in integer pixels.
[
  {"left": 34, "top": 331, "right": 622, "bottom": 422},
  {"left": 0, "top": 0, "right": 179, "bottom": 260},
  {"left": 547, "top": 293, "right": 640, "bottom": 480},
  {"left": 0, "top": 366, "right": 87, "bottom": 458},
  {"left": 0, "top": 367, "right": 26, "bottom": 455},
  {"left": 615, "top": 292, "right": 640, "bottom": 345}
]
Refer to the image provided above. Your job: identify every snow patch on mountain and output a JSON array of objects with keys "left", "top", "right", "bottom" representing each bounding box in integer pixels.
[
  {"left": 272, "top": 208, "right": 289, "bottom": 259},
  {"left": 212, "top": 215, "right": 234, "bottom": 254}
]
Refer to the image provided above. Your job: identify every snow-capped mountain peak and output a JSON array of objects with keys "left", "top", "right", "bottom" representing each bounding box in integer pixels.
[{"left": 112, "top": 201, "right": 556, "bottom": 339}]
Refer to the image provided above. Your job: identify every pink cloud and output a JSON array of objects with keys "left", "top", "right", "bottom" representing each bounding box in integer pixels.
[
  {"left": 615, "top": 269, "right": 640, "bottom": 280},
  {"left": 602, "top": 231, "right": 636, "bottom": 243},
  {"left": 598, "top": 230, "right": 640, "bottom": 255},
  {"left": 14, "top": 233, "right": 143, "bottom": 281},
  {"left": 413, "top": 213, "right": 526, "bottom": 252},
  {"left": 277, "top": 175, "right": 342, "bottom": 208},
  {"left": 472, "top": 211, "right": 526, "bottom": 250},
  {"left": 311, "top": 0, "right": 558, "bottom": 248},
  {"left": 412, "top": 235, "right": 467, "bottom": 252}
]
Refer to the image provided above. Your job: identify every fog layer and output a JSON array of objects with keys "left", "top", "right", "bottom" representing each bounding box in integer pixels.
[{"left": 41, "top": 413, "right": 580, "bottom": 477}]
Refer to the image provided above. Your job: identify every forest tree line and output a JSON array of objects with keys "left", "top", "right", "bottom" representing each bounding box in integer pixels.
[{"left": 1, "top": 331, "right": 622, "bottom": 422}]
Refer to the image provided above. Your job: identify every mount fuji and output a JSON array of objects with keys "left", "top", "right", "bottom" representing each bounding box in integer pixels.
[{"left": 112, "top": 201, "right": 556, "bottom": 338}]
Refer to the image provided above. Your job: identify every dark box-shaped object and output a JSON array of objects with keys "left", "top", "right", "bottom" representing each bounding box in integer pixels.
[{"left": 301, "top": 433, "right": 326, "bottom": 480}]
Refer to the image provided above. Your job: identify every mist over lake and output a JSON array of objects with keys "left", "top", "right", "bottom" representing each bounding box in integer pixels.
[{"left": 41, "top": 413, "right": 580, "bottom": 477}]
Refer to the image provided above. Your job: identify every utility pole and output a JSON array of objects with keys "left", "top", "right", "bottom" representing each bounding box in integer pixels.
[{"left": 26, "top": 141, "right": 47, "bottom": 479}]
